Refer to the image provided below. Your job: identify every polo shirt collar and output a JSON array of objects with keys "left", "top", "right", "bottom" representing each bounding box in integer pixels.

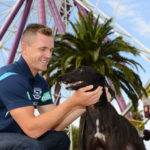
[{"left": 17, "top": 56, "right": 39, "bottom": 80}]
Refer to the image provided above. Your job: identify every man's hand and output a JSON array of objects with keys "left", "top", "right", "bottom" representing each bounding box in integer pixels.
[
  {"left": 71, "top": 85, "right": 103, "bottom": 107},
  {"left": 105, "top": 87, "right": 111, "bottom": 102}
]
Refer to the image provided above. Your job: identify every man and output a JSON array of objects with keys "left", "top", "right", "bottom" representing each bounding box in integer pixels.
[{"left": 0, "top": 23, "right": 104, "bottom": 150}]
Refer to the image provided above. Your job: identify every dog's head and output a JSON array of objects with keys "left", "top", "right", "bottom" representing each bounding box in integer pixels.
[{"left": 59, "top": 66, "right": 107, "bottom": 91}]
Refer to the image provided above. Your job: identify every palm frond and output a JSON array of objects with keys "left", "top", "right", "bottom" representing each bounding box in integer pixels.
[{"left": 43, "top": 11, "right": 146, "bottom": 109}]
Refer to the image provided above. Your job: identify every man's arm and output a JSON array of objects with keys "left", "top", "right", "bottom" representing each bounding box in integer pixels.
[
  {"left": 37, "top": 104, "right": 86, "bottom": 131},
  {"left": 10, "top": 85, "right": 102, "bottom": 139},
  {"left": 37, "top": 87, "right": 111, "bottom": 131}
]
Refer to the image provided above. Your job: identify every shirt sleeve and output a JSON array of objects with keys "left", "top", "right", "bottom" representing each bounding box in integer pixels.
[
  {"left": 0, "top": 74, "right": 33, "bottom": 111},
  {"left": 38, "top": 79, "right": 54, "bottom": 106}
]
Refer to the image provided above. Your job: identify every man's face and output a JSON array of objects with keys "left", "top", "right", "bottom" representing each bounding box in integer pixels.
[{"left": 22, "top": 33, "right": 54, "bottom": 76}]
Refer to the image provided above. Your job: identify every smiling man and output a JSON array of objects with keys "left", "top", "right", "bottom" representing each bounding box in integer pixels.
[
  {"left": 0, "top": 23, "right": 103, "bottom": 150},
  {"left": 21, "top": 26, "right": 54, "bottom": 75}
]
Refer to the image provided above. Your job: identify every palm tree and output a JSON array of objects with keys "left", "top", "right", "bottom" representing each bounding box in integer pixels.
[{"left": 43, "top": 12, "right": 146, "bottom": 108}]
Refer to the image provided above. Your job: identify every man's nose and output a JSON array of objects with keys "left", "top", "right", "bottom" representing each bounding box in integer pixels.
[{"left": 45, "top": 50, "right": 52, "bottom": 59}]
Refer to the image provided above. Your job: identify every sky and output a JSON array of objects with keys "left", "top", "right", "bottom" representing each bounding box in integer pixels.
[{"left": 0, "top": 0, "right": 150, "bottom": 149}]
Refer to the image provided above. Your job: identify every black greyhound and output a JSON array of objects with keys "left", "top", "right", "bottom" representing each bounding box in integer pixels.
[{"left": 59, "top": 66, "right": 146, "bottom": 150}]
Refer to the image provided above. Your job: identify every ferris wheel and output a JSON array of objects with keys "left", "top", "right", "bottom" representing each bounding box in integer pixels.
[
  {"left": 0, "top": 0, "right": 150, "bottom": 148},
  {"left": 0, "top": 0, "right": 150, "bottom": 65}
]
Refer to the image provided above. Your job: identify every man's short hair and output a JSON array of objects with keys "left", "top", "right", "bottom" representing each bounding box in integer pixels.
[{"left": 21, "top": 23, "right": 53, "bottom": 43}]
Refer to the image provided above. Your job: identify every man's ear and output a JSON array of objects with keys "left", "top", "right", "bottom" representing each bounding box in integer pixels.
[{"left": 21, "top": 42, "right": 27, "bottom": 54}]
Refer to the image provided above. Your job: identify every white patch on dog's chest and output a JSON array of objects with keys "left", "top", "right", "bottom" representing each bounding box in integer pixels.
[
  {"left": 94, "top": 119, "right": 105, "bottom": 142},
  {"left": 126, "top": 144, "right": 133, "bottom": 150}
]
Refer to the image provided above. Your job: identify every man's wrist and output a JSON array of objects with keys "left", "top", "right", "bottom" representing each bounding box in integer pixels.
[{"left": 67, "top": 96, "right": 77, "bottom": 107}]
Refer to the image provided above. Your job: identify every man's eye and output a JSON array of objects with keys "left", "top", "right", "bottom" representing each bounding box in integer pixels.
[{"left": 40, "top": 48, "right": 45, "bottom": 51}]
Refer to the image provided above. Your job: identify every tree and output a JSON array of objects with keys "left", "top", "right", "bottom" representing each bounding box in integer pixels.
[
  {"left": 43, "top": 12, "right": 146, "bottom": 108},
  {"left": 64, "top": 125, "right": 79, "bottom": 150},
  {"left": 72, "top": 125, "right": 79, "bottom": 150}
]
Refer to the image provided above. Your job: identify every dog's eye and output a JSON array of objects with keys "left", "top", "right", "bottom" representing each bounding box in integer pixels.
[{"left": 80, "top": 69, "right": 83, "bottom": 72}]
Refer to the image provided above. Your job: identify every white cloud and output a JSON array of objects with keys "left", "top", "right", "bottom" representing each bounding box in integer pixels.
[
  {"left": 104, "top": 0, "right": 138, "bottom": 18},
  {"left": 133, "top": 17, "right": 150, "bottom": 38},
  {"left": 103, "top": 0, "right": 150, "bottom": 38}
]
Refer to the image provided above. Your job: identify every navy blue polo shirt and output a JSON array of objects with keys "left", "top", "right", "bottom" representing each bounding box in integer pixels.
[{"left": 0, "top": 56, "right": 53, "bottom": 134}]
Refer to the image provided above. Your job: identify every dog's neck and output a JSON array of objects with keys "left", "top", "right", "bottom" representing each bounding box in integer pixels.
[
  {"left": 86, "top": 85, "right": 108, "bottom": 106},
  {"left": 96, "top": 87, "right": 108, "bottom": 106}
]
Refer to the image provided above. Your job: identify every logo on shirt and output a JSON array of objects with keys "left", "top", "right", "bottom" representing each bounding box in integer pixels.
[
  {"left": 33, "top": 88, "right": 42, "bottom": 99},
  {"left": 41, "top": 91, "right": 52, "bottom": 102},
  {"left": 27, "top": 91, "right": 31, "bottom": 100}
]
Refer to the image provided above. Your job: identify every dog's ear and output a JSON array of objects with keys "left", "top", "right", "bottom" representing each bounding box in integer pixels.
[{"left": 97, "top": 74, "right": 106, "bottom": 85}]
